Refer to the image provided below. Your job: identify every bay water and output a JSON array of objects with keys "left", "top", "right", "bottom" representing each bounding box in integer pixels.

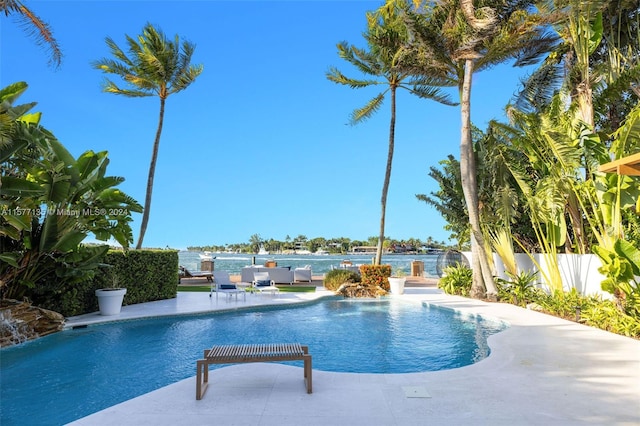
[{"left": 178, "top": 251, "right": 440, "bottom": 277}]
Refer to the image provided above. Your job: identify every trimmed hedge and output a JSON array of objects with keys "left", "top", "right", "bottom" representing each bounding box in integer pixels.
[
  {"left": 27, "top": 249, "right": 179, "bottom": 317},
  {"left": 90, "top": 250, "right": 179, "bottom": 310}
]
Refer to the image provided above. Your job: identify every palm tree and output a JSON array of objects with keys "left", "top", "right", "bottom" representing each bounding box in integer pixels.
[
  {"left": 327, "top": 0, "right": 456, "bottom": 265},
  {"left": 92, "top": 23, "right": 203, "bottom": 249},
  {"left": 1, "top": 0, "right": 62, "bottom": 68},
  {"left": 515, "top": 0, "right": 639, "bottom": 131},
  {"left": 249, "top": 233, "right": 262, "bottom": 254},
  {"left": 402, "top": 0, "right": 557, "bottom": 299}
]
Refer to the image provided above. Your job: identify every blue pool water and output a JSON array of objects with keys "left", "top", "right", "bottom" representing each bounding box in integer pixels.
[{"left": 0, "top": 298, "right": 506, "bottom": 425}]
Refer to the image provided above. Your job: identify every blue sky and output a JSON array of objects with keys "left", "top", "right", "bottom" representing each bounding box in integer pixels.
[{"left": 2, "top": 1, "right": 533, "bottom": 250}]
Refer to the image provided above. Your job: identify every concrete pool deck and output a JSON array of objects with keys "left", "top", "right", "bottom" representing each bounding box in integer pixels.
[{"left": 67, "top": 284, "right": 640, "bottom": 425}]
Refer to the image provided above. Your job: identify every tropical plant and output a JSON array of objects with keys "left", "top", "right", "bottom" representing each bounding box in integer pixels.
[
  {"left": 592, "top": 239, "right": 640, "bottom": 318},
  {"left": 1, "top": 0, "right": 62, "bottom": 68},
  {"left": 92, "top": 23, "right": 203, "bottom": 249},
  {"left": 438, "top": 263, "right": 473, "bottom": 296},
  {"left": 489, "top": 229, "right": 517, "bottom": 277},
  {"left": 402, "top": 0, "right": 557, "bottom": 299},
  {"left": 499, "top": 93, "right": 640, "bottom": 294},
  {"left": 359, "top": 264, "right": 392, "bottom": 291},
  {"left": 391, "top": 267, "right": 407, "bottom": 277},
  {"left": 579, "top": 299, "right": 640, "bottom": 338},
  {"left": 496, "top": 270, "right": 539, "bottom": 306},
  {"left": 323, "top": 269, "right": 361, "bottom": 291},
  {"left": 249, "top": 233, "right": 262, "bottom": 254},
  {"left": 0, "top": 82, "right": 142, "bottom": 300},
  {"left": 327, "top": 0, "right": 456, "bottom": 265},
  {"left": 532, "top": 288, "right": 640, "bottom": 338},
  {"left": 416, "top": 155, "right": 470, "bottom": 247},
  {"left": 515, "top": 0, "right": 639, "bottom": 132}
]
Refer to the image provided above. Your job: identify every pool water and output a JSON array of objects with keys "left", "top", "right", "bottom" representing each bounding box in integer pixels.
[{"left": 0, "top": 298, "right": 506, "bottom": 425}]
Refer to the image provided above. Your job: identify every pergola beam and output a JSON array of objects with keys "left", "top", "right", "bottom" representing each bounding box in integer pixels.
[{"left": 598, "top": 152, "right": 640, "bottom": 176}]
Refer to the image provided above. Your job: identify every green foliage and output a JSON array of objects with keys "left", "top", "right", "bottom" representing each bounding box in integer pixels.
[
  {"left": 392, "top": 267, "right": 407, "bottom": 277},
  {"left": 360, "top": 264, "right": 392, "bottom": 291},
  {"left": 417, "top": 154, "right": 470, "bottom": 248},
  {"left": 0, "top": 82, "right": 142, "bottom": 301},
  {"left": 438, "top": 264, "right": 472, "bottom": 296},
  {"left": 323, "top": 269, "right": 361, "bottom": 291},
  {"left": 536, "top": 289, "right": 589, "bottom": 319},
  {"left": 534, "top": 289, "right": 640, "bottom": 339},
  {"left": 592, "top": 240, "right": 640, "bottom": 318},
  {"left": 579, "top": 300, "right": 640, "bottom": 338},
  {"left": 496, "top": 270, "right": 539, "bottom": 307},
  {"left": 28, "top": 250, "right": 179, "bottom": 316}
]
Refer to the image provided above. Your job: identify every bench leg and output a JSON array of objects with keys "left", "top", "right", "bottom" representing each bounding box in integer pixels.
[
  {"left": 302, "top": 345, "right": 312, "bottom": 394},
  {"left": 196, "top": 359, "right": 208, "bottom": 400}
]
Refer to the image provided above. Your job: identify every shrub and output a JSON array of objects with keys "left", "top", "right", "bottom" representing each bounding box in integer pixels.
[
  {"left": 527, "top": 288, "right": 640, "bottom": 338},
  {"left": 323, "top": 269, "right": 361, "bottom": 291},
  {"left": 27, "top": 249, "right": 179, "bottom": 316},
  {"left": 438, "top": 263, "right": 472, "bottom": 296},
  {"left": 496, "top": 270, "right": 539, "bottom": 306},
  {"left": 360, "top": 264, "right": 392, "bottom": 291},
  {"left": 580, "top": 300, "right": 640, "bottom": 338},
  {"left": 535, "top": 288, "right": 590, "bottom": 320}
]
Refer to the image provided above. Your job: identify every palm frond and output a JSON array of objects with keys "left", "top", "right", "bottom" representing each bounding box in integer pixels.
[
  {"left": 101, "top": 80, "right": 151, "bottom": 98},
  {"left": 7, "top": 1, "right": 62, "bottom": 68},
  {"left": 349, "top": 93, "right": 386, "bottom": 125},
  {"left": 512, "top": 60, "right": 565, "bottom": 113},
  {"left": 326, "top": 67, "right": 380, "bottom": 89},
  {"left": 336, "top": 42, "right": 382, "bottom": 76},
  {"left": 407, "top": 84, "right": 458, "bottom": 106}
]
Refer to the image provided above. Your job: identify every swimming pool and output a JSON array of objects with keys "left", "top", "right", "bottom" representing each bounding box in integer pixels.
[{"left": 0, "top": 298, "right": 506, "bottom": 425}]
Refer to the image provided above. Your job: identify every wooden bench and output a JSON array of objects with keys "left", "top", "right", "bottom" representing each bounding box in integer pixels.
[{"left": 196, "top": 343, "right": 312, "bottom": 399}]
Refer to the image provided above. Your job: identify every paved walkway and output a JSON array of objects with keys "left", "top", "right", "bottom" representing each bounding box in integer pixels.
[{"left": 67, "top": 286, "right": 640, "bottom": 426}]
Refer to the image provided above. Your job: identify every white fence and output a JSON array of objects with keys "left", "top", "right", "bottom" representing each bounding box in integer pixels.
[{"left": 462, "top": 252, "right": 612, "bottom": 299}]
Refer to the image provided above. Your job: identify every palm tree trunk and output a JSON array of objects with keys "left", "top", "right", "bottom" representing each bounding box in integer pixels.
[
  {"left": 136, "top": 97, "right": 166, "bottom": 249},
  {"left": 376, "top": 86, "right": 397, "bottom": 265},
  {"left": 459, "top": 59, "right": 497, "bottom": 299}
]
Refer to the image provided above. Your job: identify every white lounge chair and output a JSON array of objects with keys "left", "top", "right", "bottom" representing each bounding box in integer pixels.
[
  {"left": 211, "top": 271, "right": 246, "bottom": 301},
  {"left": 294, "top": 265, "right": 312, "bottom": 283},
  {"left": 252, "top": 272, "right": 280, "bottom": 296}
]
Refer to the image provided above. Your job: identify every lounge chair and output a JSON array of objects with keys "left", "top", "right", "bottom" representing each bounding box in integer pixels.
[
  {"left": 294, "top": 265, "right": 312, "bottom": 283},
  {"left": 211, "top": 271, "right": 246, "bottom": 301},
  {"left": 179, "top": 266, "right": 213, "bottom": 282},
  {"left": 252, "top": 271, "right": 280, "bottom": 296}
]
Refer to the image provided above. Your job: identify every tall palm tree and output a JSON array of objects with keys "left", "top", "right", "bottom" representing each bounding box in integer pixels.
[
  {"left": 1, "top": 0, "right": 62, "bottom": 68},
  {"left": 403, "top": 0, "right": 557, "bottom": 298},
  {"left": 92, "top": 23, "right": 203, "bottom": 249},
  {"left": 327, "top": 1, "right": 456, "bottom": 265}
]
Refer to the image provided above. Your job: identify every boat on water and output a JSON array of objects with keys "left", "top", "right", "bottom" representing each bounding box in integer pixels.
[
  {"left": 258, "top": 245, "right": 269, "bottom": 255},
  {"left": 294, "top": 249, "right": 312, "bottom": 255},
  {"left": 314, "top": 249, "right": 329, "bottom": 255},
  {"left": 199, "top": 251, "right": 215, "bottom": 261}
]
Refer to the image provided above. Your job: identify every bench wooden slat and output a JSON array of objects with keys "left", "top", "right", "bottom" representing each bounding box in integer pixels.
[{"left": 196, "top": 343, "right": 312, "bottom": 399}]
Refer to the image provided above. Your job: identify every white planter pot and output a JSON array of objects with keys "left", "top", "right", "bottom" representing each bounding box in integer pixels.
[
  {"left": 95, "top": 288, "right": 127, "bottom": 315},
  {"left": 388, "top": 277, "right": 406, "bottom": 295}
]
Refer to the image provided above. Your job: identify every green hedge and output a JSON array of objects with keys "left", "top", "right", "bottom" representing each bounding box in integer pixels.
[
  {"left": 28, "top": 249, "right": 179, "bottom": 317},
  {"left": 90, "top": 250, "right": 179, "bottom": 309}
]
